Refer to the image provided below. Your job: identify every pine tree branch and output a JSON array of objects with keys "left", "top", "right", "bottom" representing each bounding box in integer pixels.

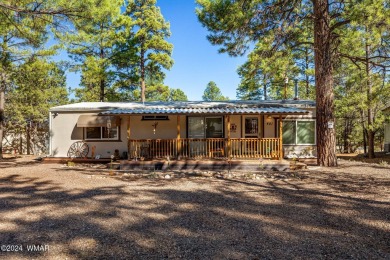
[
  {"left": 0, "top": 3, "right": 82, "bottom": 17},
  {"left": 330, "top": 19, "right": 351, "bottom": 31},
  {"left": 339, "top": 53, "right": 390, "bottom": 68}
]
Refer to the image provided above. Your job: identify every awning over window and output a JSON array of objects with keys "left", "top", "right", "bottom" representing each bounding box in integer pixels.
[{"left": 77, "top": 115, "right": 120, "bottom": 127}]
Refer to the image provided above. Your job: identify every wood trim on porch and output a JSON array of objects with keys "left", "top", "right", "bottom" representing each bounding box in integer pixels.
[
  {"left": 177, "top": 115, "right": 181, "bottom": 157},
  {"left": 226, "top": 115, "right": 231, "bottom": 159},
  {"left": 279, "top": 115, "right": 283, "bottom": 159},
  {"left": 128, "top": 138, "right": 281, "bottom": 160}
]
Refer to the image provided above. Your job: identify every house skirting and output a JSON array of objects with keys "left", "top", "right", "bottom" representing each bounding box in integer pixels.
[{"left": 120, "top": 159, "right": 293, "bottom": 171}]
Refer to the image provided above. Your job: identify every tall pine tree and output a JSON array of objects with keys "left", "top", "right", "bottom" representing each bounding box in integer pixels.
[
  {"left": 6, "top": 58, "right": 68, "bottom": 154},
  {"left": 202, "top": 81, "right": 229, "bottom": 101},
  {"left": 124, "top": 0, "right": 173, "bottom": 102},
  {"left": 197, "top": 0, "right": 390, "bottom": 166},
  {"left": 61, "top": 0, "right": 126, "bottom": 102},
  {"left": 0, "top": 0, "right": 84, "bottom": 158}
]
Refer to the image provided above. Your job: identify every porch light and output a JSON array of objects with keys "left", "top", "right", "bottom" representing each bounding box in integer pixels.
[{"left": 152, "top": 121, "right": 158, "bottom": 134}]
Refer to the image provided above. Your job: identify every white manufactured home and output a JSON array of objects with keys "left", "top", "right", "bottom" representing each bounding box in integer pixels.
[{"left": 49, "top": 100, "right": 317, "bottom": 160}]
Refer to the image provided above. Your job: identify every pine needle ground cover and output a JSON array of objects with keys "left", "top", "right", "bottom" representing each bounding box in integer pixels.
[{"left": 0, "top": 158, "right": 389, "bottom": 259}]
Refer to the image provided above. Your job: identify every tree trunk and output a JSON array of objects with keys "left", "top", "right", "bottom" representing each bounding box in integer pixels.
[
  {"left": 365, "top": 39, "right": 375, "bottom": 158},
  {"left": 0, "top": 89, "right": 4, "bottom": 159},
  {"left": 314, "top": 0, "right": 338, "bottom": 166},
  {"left": 360, "top": 109, "right": 367, "bottom": 154},
  {"left": 140, "top": 46, "right": 146, "bottom": 102},
  {"left": 367, "top": 130, "right": 375, "bottom": 157},
  {"left": 263, "top": 75, "right": 267, "bottom": 100},
  {"left": 343, "top": 118, "right": 349, "bottom": 153},
  {"left": 100, "top": 78, "right": 105, "bottom": 102},
  {"left": 99, "top": 47, "right": 105, "bottom": 102},
  {"left": 305, "top": 47, "right": 310, "bottom": 98},
  {"left": 26, "top": 123, "right": 31, "bottom": 155},
  {"left": 363, "top": 128, "right": 367, "bottom": 154},
  {"left": 19, "top": 133, "right": 23, "bottom": 154}
]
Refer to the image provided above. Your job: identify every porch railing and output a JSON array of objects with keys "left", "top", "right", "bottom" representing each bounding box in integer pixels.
[{"left": 128, "top": 138, "right": 280, "bottom": 159}]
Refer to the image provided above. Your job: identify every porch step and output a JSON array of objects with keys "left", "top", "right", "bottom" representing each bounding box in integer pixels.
[{"left": 120, "top": 159, "right": 292, "bottom": 172}]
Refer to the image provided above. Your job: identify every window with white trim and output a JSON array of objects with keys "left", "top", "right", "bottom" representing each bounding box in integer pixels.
[
  {"left": 282, "top": 120, "right": 315, "bottom": 145},
  {"left": 85, "top": 127, "right": 119, "bottom": 140}
]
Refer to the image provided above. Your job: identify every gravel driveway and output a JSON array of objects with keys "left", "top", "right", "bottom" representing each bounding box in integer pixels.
[{"left": 0, "top": 158, "right": 389, "bottom": 259}]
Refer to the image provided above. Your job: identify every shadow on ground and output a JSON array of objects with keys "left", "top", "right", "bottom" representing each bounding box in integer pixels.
[
  {"left": 338, "top": 152, "right": 390, "bottom": 165},
  {"left": 0, "top": 167, "right": 389, "bottom": 259},
  {"left": 0, "top": 158, "right": 40, "bottom": 169}
]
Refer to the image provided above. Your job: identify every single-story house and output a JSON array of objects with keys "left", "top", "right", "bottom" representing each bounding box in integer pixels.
[{"left": 49, "top": 100, "right": 317, "bottom": 160}]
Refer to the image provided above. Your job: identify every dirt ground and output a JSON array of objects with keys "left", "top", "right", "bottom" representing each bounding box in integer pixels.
[
  {"left": 338, "top": 152, "right": 390, "bottom": 165},
  {"left": 0, "top": 156, "right": 389, "bottom": 259}
]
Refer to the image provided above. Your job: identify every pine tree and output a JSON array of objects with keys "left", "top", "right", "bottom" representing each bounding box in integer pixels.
[
  {"left": 0, "top": 0, "right": 84, "bottom": 158},
  {"left": 237, "top": 45, "right": 299, "bottom": 100},
  {"left": 169, "top": 89, "right": 188, "bottom": 101},
  {"left": 202, "top": 81, "right": 229, "bottom": 101},
  {"left": 336, "top": 1, "right": 390, "bottom": 158},
  {"left": 6, "top": 58, "right": 68, "bottom": 154},
  {"left": 124, "top": 0, "right": 174, "bottom": 102},
  {"left": 61, "top": 0, "right": 126, "bottom": 102},
  {"left": 196, "top": 0, "right": 390, "bottom": 166}
]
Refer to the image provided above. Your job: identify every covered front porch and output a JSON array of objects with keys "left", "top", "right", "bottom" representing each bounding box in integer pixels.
[
  {"left": 99, "top": 101, "right": 312, "bottom": 161},
  {"left": 125, "top": 114, "right": 285, "bottom": 160}
]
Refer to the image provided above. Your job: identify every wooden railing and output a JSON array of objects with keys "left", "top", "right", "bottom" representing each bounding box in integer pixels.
[
  {"left": 230, "top": 138, "right": 280, "bottom": 158},
  {"left": 129, "top": 138, "right": 280, "bottom": 159}
]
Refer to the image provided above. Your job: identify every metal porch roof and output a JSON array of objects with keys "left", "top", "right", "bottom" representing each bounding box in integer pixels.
[
  {"left": 50, "top": 100, "right": 315, "bottom": 113},
  {"left": 100, "top": 106, "right": 309, "bottom": 115}
]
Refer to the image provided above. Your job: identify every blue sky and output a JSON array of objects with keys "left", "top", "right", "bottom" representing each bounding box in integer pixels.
[
  {"left": 65, "top": 0, "right": 247, "bottom": 101},
  {"left": 157, "top": 0, "right": 247, "bottom": 100}
]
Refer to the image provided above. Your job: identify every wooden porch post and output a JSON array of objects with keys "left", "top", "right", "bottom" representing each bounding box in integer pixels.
[
  {"left": 226, "top": 115, "right": 231, "bottom": 158},
  {"left": 279, "top": 115, "right": 283, "bottom": 160},
  {"left": 127, "top": 116, "right": 131, "bottom": 160},
  {"left": 177, "top": 115, "right": 181, "bottom": 158}
]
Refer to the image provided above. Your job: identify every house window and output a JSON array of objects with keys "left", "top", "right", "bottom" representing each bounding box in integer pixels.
[
  {"left": 245, "top": 117, "right": 259, "bottom": 137},
  {"left": 282, "top": 120, "right": 315, "bottom": 145},
  {"left": 205, "top": 117, "right": 223, "bottom": 138},
  {"left": 188, "top": 117, "right": 224, "bottom": 138},
  {"left": 188, "top": 117, "right": 205, "bottom": 138},
  {"left": 85, "top": 127, "right": 119, "bottom": 140}
]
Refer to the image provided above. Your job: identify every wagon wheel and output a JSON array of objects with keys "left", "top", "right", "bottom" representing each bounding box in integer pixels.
[{"left": 67, "top": 141, "right": 89, "bottom": 158}]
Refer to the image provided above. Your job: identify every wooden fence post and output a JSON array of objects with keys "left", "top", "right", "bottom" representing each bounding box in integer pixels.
[
  {"left": 177, "top": 115, "right": 181, "bottom": 158},
  {"left": 227, "top": 115, "right": 231, "bottom": 158},
  {"left": 279, "top": 115, "right": 283, "bottom": 160}
]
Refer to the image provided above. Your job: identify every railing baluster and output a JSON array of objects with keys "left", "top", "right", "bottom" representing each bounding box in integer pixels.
[{"left": 129, "top": 138, "right": 280, "bottom": 160}]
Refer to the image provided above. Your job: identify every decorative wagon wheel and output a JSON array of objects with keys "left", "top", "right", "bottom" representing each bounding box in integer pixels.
[{"left": 67, "top": 141, "right": 89, "bottom": 158}]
